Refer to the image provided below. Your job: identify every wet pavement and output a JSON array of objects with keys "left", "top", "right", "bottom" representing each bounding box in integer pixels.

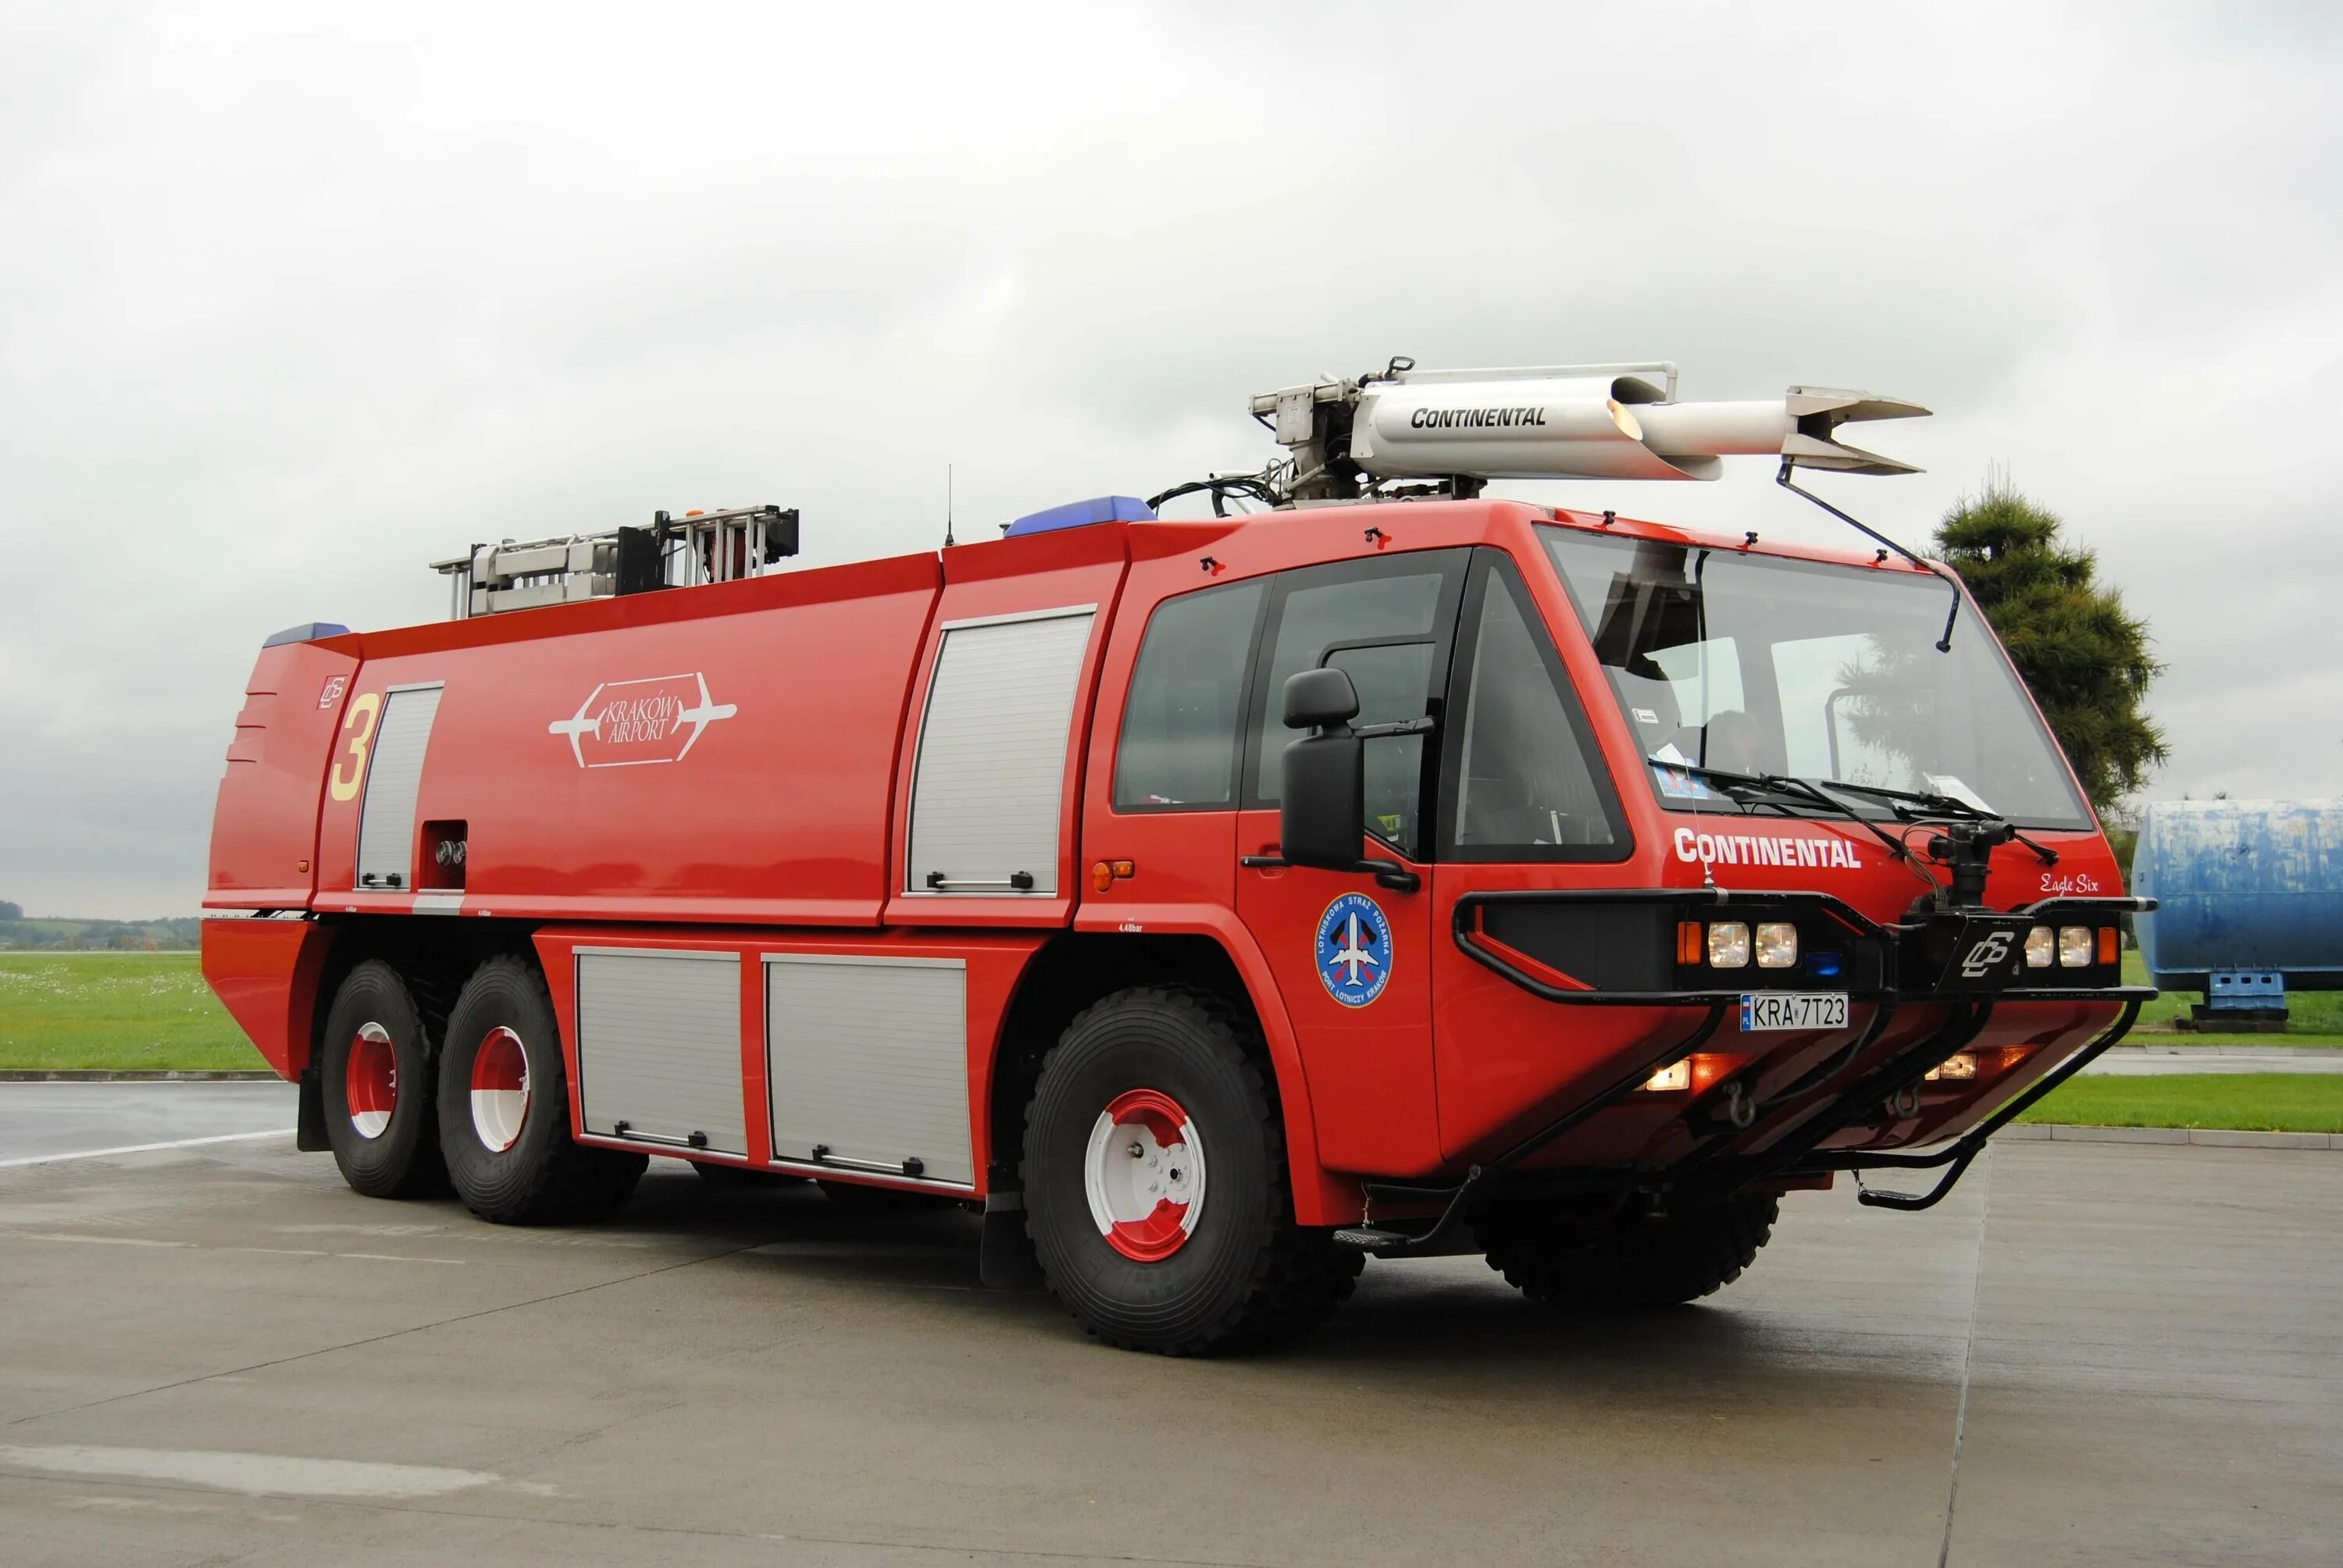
[{"left": 0, "top": 1100, "right": 2336, "bottom": 1565}]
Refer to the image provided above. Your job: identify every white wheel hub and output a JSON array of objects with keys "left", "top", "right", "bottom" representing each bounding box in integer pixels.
[
  {"left": 1083, "top": 1089, "right": 1207, "bottom": 1263},
  {"left": 469, "top": 1025, "right": 531, "bottom": 1154},
  {"left": 345, "top": 1021, "right": 397, "bottom": 1140}
]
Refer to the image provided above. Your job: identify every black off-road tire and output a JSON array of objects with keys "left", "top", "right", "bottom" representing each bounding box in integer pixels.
[
  {"left": 1479, "top": 1192, "right": 1779, "bottom": 1310},
  {"left": 319, "top": 959, "right": 446, "bottom": 1199},
  {"left": 1022, "top": 986, "right": 1360, "bottom": 1356},
  {"left": 435, "top": 955, "right": 645, "bottom": 1225}
]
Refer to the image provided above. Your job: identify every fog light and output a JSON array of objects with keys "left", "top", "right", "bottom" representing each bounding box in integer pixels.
[
  {"left": 1924, "top": 1052, "right": 1978, "bottom": 1082},
  {"left": 1755, "top": 921, "right": 1798, "bottom": 968},
  {"left": 1707, "top": 921, "right": 1750, "bottom": 968},
  {"left": 2058, "top": 925, "right": 2093, "bottom": 968},
  {"left": 2025, "top": 925, "right": 2055, "bottom": 968},
  {"left": 1641, "top": 1060, "right": 1692, "bottom": 1092}
]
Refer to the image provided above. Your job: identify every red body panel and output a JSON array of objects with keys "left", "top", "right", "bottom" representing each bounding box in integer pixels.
[
  {"left": 528, "top": 925, "right": 1047, "bottom": 1188},
  {"left": 317, "top": 554, "right": 938, "bottom": 926},
  {"left": 882, "top": 526, "right": 1130, "bottom": 930},
  {"left": 200, "top": 917, "right": 336, "bottom": 1077},
  {"left": 205, "top": 640, "right": 360, "bottom": 908}
]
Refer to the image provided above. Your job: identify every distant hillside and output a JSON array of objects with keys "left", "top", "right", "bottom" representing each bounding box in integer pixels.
[{"left": 0, "top": 916, "right": 202, "bottom": 951}]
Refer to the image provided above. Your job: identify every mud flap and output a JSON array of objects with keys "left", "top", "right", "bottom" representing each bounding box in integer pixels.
[
  {"left": 295, "top": 1068, "right": 330, "bottom": 1153},
  {"left": 979, "top": 1191, "right": 1043, "bottom": 1290}
]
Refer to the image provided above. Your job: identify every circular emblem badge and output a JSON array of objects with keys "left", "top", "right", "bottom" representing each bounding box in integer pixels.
[{"left": 1315, "top": 893, "right": 1393, "bottom": 1008}]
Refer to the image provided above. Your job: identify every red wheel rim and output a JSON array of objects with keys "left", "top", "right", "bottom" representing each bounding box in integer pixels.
[
  {"left": 345, "top": 1022, "right": 397, "bottom": 1140},
  {"left": 469, "top": 1025, "right": 530, "bottom": 1153},
  {"left": 1083, "top": 1088, "right": 1207, "bottom": 1263}
]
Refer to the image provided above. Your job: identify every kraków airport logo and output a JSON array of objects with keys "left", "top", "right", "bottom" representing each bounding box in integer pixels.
[
  {"left": 1316, "top": 893, "right": 1393, "bottom": 1008},
  {"left": 548, "top": 673, "right": 736, "bottom": 768}
]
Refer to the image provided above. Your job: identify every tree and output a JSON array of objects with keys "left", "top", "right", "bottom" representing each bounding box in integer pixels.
[
  {"left": 0, "top": 900, "right": 21, "bottom": 921},
  {"left": 1934, "top": 476, "right": 2166, "bottom": 815}
]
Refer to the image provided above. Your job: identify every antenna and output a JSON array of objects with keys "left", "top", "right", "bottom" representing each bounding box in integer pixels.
[{"left": 943, "top": 463, "right": 955, "bottom": 549}]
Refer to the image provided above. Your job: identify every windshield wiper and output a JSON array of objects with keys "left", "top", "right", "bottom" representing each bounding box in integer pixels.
[
  {"left": 1815, "top": 778, "right": 2060, "bottom": 864},
  {"left": 1646, "top": 757, "right": 1932, "bottom": 874},
  {"left": 1817, "top": 778, "right": 1989, "bottom": 821}
]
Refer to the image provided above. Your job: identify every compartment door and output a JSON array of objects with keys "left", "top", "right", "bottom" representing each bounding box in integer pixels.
[
  {"left": 575, "top": 947, "right": 747, "bottom": 1155},
  {"left": 765, "top": 953, "right": 972, "bottom": 1187},
  {"left": 905, "top": 608, "right": 1097, "bottom": 897},
  {"left": 354, "top": 684, "right": 444, "bottom": 890}
]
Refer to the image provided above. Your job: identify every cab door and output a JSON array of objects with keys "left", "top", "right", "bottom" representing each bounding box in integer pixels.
[
  {"left": 1235, "top": 550, "right": 1467, "bottom": 1178},
  {"left": 1427, "top": 549, "right": 1641, "bottom": 1163}
]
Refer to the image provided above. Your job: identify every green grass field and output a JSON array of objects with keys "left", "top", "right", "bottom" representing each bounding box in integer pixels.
[
  {"left": 0, "top": 953, "right": 262, "bottom": 1073},
  {"left": 2017, "top": 1074, "right": 2343, "bottom": 1134}
]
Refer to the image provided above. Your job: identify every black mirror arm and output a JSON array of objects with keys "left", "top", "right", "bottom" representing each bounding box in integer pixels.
[
  {"left": 1776, "top": 460, "right": 1963, "bottom": 652},
  {"left": 1240, "top": 853, "right": 1421, "bottom": 893}
]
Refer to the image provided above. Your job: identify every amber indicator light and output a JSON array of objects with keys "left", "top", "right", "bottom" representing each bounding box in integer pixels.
[
  {"left": 1675, "top": 921, "right": 1703, "bottom": 965},
  {"left": 2096, "top": 927, "right": 2119, "bottom": 966}
]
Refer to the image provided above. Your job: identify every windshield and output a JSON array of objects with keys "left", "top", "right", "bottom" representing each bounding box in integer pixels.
[{"left": 1540, "top": 527, "right": 2092, "bottom": 831}]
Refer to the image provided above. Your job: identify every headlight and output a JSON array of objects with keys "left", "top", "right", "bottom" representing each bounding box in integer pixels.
[
  {"left": 1754, "top": 921, "right": 1798, "bottom": 968},
  {"left": 1706, "top": 921, "right": 1750, "bottom": 968},
  {"left": 2025, "top": 925, "right": 2055, "bottom": 968},
  {"left": 1641, "top": 1060, "right": 1691, "bottom": 1092},
  {"left": 2058, "top": 925, "right": 2093, "bottom": 968}
]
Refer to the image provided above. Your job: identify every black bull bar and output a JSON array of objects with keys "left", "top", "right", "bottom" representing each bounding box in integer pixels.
[{"left": 1332, "top": 888, "right": 2154, "bottom": 1257}]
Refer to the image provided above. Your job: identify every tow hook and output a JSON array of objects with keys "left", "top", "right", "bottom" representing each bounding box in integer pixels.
[{"left": 1884, "top": 1084, "right": 1923, "bottom": 1120}]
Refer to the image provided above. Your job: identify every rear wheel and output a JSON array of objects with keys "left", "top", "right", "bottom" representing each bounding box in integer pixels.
[
  {"left": 1478, "top": 1192, "right": 1779, "bottom": 1309},
  {"left": 319, "top": 960, "right": 444, "bottom": 1198},
  {"left": 436, "top": 955, "right": 645, "bottom": 1224},
  {"left": 1022, "top": 986, "right": 1358, "bottom": 1355}
]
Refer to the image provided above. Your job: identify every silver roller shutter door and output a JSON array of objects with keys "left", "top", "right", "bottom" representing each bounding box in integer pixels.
[
  {"left": 907, "top": 608, "right": 1095, "bottom": 896},
  {"left": 355, "top": 685, "right": 443, "bottom": 889},
  {"left": 765, "top": 955, "right": 972, "bottom": 1186},
  {"left": 576, "top": 949, "right": 747, "bottom": 1155}
]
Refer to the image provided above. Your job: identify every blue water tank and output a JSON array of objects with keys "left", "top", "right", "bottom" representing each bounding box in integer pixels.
[
  {"left": 1003, "top": 495, "right": 1154, "bottom": 538},
  {"left": 2132, "top": 799, "right": 2343, "bottom": 991}
]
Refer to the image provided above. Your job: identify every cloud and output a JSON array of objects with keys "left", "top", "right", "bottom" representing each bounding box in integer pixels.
[{"left": 2, "top": 1, "right": 2338, "bottom": 916}]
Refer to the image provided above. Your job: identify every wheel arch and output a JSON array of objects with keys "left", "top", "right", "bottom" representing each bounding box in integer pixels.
[
  {"left": 308, "top": 916, "right": 545, "bottom": 1085},
  {"left": 990, "top": 925, "right": 1349, "bottom": 1225}
]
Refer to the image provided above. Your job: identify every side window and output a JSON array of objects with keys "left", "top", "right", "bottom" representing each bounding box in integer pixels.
[
  {"left": 1444, "top": 557, "right": 1628, "bottom": 861},
  {"left": 1246, "top": 553, "right": 1464, "bottom": 858},
  {"left": 1113, "top": 580, "right": 1266, "bottom": 811}
]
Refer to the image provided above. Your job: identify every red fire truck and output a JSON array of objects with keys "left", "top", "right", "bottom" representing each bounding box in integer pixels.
[{"left": 202, "top": 361, "right": 2151, "bottom": 1354}]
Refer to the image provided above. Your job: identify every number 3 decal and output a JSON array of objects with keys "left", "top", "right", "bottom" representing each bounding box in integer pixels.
[{"left": 328, "top": 691, "right": 381, "bottom": 802}]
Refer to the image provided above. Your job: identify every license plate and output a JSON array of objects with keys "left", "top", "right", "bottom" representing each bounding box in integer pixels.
[{"left": 1741, "top": 992, "right": 1849, "bottom": 1032}]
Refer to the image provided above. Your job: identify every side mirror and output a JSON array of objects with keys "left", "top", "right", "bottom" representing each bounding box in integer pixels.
[
  {"left": 1278, "top": 669, "right": 1365, "bottom": 871},
  {"left": 1282, "top": 666, "right": 1360, "bottom": 730}
]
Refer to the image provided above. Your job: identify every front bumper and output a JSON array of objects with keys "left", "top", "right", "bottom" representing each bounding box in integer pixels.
[{"left": 1332, "top": 888, "right": 2152, "bottom": 1256}]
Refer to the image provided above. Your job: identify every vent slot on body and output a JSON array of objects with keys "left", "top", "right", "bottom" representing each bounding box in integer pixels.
[
  {"left": 765, "top": 955, "right": 972, "bottom": 1186},
  {"left": 907, "top": 608, "right": 1095, "bottom": 896},
  {"left": 355, "top": 686, "right": 444, "bottom": 889},
  {"left": 576, "top": 949, "right": 746, "bottom": 1156}
]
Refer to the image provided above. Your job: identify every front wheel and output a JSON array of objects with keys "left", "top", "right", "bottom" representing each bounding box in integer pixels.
[
  {"left": 435, "top": 955, "right": 645, "bottom": 1224},
  {"left": 1478, "top": 1192, "right": 1779, "bottom": 1309},
  {"left": 1022, "top": 986, "right": 1358, "bottom": 1356}
]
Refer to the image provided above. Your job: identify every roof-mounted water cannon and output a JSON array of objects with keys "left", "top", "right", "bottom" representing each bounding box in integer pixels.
[{"left": 1247, "top": 359, "right": 1929, "bottom": 499}]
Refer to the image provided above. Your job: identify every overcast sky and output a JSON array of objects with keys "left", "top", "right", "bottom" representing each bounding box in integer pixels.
[{"left": 3, "top": 2, "right": 2338, "bottom": 918}]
